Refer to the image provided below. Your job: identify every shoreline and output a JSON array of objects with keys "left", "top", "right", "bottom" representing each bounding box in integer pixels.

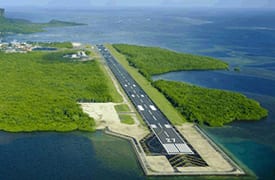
[
  {"left": 105, "top": 126, "right": 246, "bottom": 176},
  {"left": 81, "top": 102, "right": 246, "bottom": 176},
  {"left": 80, "top": 45, "right": 248, "bottom": 176}
]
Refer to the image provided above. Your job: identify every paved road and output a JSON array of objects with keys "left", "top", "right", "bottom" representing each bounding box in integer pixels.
[{"left": 97, "top": 45, "right": 193, "bottom": 155}]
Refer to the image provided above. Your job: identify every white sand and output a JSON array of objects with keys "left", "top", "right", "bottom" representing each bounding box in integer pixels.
[{"left": 80, "top": 102, "right": 149, "bottom": 141}]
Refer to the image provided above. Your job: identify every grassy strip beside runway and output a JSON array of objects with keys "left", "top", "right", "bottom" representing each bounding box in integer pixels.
[
  {"left": 119, "top": 115, "right": 135, "bottom": 125},
  {"left": 106, "top": 44, "right": 185, "bottom": 125},
  {"left": 115, "top": 104, "right": 131, "bottom": 112},
  {"left": 107, "top": 44, "right": 268, "bottom": 127}
]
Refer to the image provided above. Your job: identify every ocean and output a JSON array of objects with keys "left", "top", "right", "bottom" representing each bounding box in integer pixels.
[{"left": 1, "top": 7, "right": 275, "bottom": 179}]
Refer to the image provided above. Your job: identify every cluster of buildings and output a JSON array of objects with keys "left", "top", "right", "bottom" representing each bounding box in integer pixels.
[
  {"left": 63, "top": 51, "right": 89, "bottom": 60},
  {"left": 0, "top": 41, "right": 34, "bottom": 53},
  {"left": 0, "top": 40, "right": 91, "bottom": 61}
]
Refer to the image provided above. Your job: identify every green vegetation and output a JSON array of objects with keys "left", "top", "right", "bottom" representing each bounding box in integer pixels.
[
  {"left": 106, "top": 44, "right": 185, "bottom": 125},
  {"left": 115, "top": 104, "right": 130, "bottom": 112},
  {"left": 46, "top": 19, "right": 85, "bottom": 27},
  {"left": 153, "top": 80, "right": 268, "bottom": 126},
  {"left": 234, "top": 67, "right": 241, "bottom": 72},
  {"left": 0, "top": 16, "right": 85, "bottom": 34},
  {"left": 34, "top": 42, "right": 74, "bottom": 49},
  {"left": 109, "top": 44, "right": 268, "bottom": 126},
  {"left": 115, "top": 104, "right": 135, "bottom": 125},
  {"left": 0, "top": 50, "right": 121, "bottom": 132},
  {"left": 119, "top": 115, "right": 135, "bottom": 125},
  {"left": 113, "top": 44, "right": 228, "bottom": 80}
]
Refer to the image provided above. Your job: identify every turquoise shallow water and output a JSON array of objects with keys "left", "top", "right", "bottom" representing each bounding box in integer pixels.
[{"left": 1, "top": 7, "right": 275, "bottom": 179}]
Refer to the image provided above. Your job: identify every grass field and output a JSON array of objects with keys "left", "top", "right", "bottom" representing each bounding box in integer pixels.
[
  {"left": 119, "top": 115, "right": 135, "bottom": 125},
  {"left": 115, "top": 104, "right": 130, "bottom": 112}
]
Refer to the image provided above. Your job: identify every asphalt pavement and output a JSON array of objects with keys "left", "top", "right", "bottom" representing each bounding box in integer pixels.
[{"left": 97, "top": 44, "right": 193, "bottom": 155}]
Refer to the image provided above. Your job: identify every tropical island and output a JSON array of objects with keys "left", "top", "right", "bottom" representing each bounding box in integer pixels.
[
  {"left": 0, "top": 40, "right": 268, "bottom": 133},
  {"left": 0, "top": 8, "right": 85, "bottom": 35},
  {"left": 112, "top": 44, "right": 268, "bottom": 126}
]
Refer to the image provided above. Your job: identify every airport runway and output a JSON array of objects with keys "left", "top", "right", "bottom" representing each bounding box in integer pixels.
[{"left": 97, "top": 44, "right": 193, "bottom": 155}]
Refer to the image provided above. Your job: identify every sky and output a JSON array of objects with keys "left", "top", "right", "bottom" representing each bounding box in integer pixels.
[{"left": 0, "top": 0, "right": 275, "bottom": 8}]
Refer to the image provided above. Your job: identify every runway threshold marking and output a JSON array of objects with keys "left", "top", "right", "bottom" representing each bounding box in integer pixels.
[
  {"left": 99, "top": 45, "right": 194, "bottom": 155},
  {"left": 163, "top": 144, "right": 179, "bottom": 153}
]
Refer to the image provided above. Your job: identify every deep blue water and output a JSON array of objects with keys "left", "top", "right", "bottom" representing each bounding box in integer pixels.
[{"left": 1, "top": 7, "right": 275, "bottom": 179}]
